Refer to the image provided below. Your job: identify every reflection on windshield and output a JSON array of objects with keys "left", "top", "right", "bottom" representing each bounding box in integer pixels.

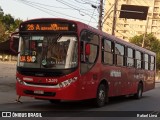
[{"left": 18, "top": 35, "right": 78, "bottom": 69}]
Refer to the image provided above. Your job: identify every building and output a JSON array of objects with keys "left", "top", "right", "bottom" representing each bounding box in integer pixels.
[{"left": 103, "top": 0, "right": 160, "bottom": 41}]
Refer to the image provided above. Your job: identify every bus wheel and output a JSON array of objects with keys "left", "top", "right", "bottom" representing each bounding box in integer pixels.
[
  {"left": 94, "top": 84, "right": 107, "bottom": 107},
  {"left": 134, "top": 83, "right": 143, "bottom": 99},
  {"left": 49, "top": 99, "right": 61, "bottom": 104}
]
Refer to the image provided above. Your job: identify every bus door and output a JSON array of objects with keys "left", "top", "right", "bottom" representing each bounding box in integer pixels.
[{"left": 80, "top": 30, "right": 99, "bottom": 98}]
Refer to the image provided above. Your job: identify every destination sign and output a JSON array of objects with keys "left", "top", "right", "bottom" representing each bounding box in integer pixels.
[
  {"left": 20, "top": 55, "right": 36, "bottom": 63},
  {"left": 20, "top": 22, "right": 76, "bottom": 32}
]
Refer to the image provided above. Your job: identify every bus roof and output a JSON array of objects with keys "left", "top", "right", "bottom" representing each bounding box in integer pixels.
[{"left": 76, "top": 19, "right": 156, "bottom": 56}]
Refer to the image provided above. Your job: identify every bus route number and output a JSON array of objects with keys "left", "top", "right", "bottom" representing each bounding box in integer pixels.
[{"left": 27, "top": 24, "right": 35, "bottom": 31}]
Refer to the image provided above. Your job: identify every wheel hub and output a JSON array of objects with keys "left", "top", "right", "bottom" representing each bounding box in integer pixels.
[{"left": 99, "top": 90, "right": 105, "bottom": 101}]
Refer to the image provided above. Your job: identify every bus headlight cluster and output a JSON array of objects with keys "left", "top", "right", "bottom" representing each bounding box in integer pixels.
[
  {"left": 58, "top": 77, "right": 78, "bottom": 88},
  {"left": 16, "top": 77, "right": 78, "bottom": 88},
  {"left": 16, "top": 77, "right": 24, "bottom": 85}
]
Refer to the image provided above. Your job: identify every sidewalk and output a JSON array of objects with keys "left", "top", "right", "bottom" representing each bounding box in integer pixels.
[
  {"left": 155, "top": 79, "right": 160, "bottom": 83},
  {"left": 0, "top": 62, "right": 16, "bottom": 84},
  {"left": 0, "top": 62, "right": 40, "bottom": 104}
]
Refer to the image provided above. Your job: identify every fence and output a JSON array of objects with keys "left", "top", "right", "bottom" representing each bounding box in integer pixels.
[{"left": 0, "top": 54, "right": 17, "bottom": 61}]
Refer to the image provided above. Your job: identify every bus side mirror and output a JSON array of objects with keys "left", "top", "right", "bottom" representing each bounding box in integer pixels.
[
  {"left": 80, "top": 41, "right": 91, "bottom": 62},
  {"left": 10, "top": 32, "right": 19, "bottom": 54},
  {"left": 85, "top": 44, "right": 90, "bottom": 55}
]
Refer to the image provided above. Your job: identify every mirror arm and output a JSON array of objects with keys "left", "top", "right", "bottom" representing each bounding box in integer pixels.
[
  {"left": 10, "top": 32, "right": 19, "bottom": 54},
  {"left": 83, "top": 41, "right": 86, "bottom": 62}
]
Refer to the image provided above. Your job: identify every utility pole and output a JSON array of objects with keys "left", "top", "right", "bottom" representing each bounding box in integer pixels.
[
  {"left": 142, "top": 17, "right": 149, "bottom": 47},
  {"left": 112, "top": 0, "right": 118, "bottom": 35},
  {"left": 98, "top": 0, "right": 103, "bottom": 30}
]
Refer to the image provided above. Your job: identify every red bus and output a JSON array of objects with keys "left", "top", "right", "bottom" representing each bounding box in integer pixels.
[{"left": 10, "top": 18, "right": 156, "bottom": 107}]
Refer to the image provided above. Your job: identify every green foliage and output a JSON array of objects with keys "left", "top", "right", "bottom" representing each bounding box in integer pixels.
[
  {"left": 2, "top": 14, "right": 14, "bottom": 30},
  {"left": 0, "top": 21, "right": 7, "bottom": 42},
  {"left": 129, "top": 33, "right": 160, "bottom": 70},
  {"left": 0, "top": 6, "right": 22, "bottom": 42}
]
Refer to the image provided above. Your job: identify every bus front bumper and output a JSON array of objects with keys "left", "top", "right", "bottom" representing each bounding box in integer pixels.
[{"left": 16, "top": 79, "right": 81, "bottom": 101}]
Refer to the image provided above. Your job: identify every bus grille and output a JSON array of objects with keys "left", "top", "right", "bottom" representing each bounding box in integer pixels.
[
  {"left": 19, "top": 71, "right": 63, "bottom": 77},
  {"left": 24, "top": 90, "right": 56, "bottom": 97},
  {"left": 25, "top": 82, "right": 58, "bottom": 86}
]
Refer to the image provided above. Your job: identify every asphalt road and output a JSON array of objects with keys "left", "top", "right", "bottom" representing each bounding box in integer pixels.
[{"left": 0, "top": 83, "right": 160, "bottom": 120}]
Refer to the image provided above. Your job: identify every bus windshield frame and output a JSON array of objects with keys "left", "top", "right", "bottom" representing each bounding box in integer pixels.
[{"left": 17, "top": 33, "right": 78, "bottom": 70}]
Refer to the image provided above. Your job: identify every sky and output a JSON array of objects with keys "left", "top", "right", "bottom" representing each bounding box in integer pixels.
[{"left": 0, "top": 0, "right": 100, "bottom": 28}]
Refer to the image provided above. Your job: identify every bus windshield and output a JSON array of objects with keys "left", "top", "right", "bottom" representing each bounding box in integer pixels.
[{"left": 18, "top": 34, "right": 78, "bottom": 69}]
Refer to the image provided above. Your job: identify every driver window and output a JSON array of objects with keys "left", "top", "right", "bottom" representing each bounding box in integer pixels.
[{"left": 80, "top": 30, "right": 99, "bottom": 74}]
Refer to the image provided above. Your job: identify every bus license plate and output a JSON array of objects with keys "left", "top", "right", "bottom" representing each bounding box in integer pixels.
[{"left": 34, "top": 90, "right": 44, "bottom": 94}]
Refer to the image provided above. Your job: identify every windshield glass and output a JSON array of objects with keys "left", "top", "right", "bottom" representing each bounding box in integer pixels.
[{"left": 18, "top": 34, "right": 78, "bottom": 69}]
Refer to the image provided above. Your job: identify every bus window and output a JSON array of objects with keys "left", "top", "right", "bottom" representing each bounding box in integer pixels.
[
  {"left": 150, "top": 56, "right": 155, "bottom": 70},
  {"left": 135, "top": 51, "right": 142, "bottom": 69},
  {"left": 115, "top": 43, "right": 124, "bottom": 66},
  {"left": 127, "top": 48, "right": 134, "bottom": 67},
  {"left": 144, "top": 54, "right": 149, "bottom": 70},
  {"left": 102, "top": 39, "right": 113, "bottom": 65},
  {"left": 80, "top": 31, "right": 99, "bottom": 74}
]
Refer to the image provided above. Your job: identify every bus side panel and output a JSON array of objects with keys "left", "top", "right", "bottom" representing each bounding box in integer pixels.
[
  {"left": 78, "top": 63, "right": 102, "bottom": 100},
  {"left": 101, "top": 66, "right": 123, "bottom": 97},
  {"left": 121, "top": 67, "right": 137, "bottom": 95},
  {"left": 143, "top": 70, "right": 155, "bottom": 92}
]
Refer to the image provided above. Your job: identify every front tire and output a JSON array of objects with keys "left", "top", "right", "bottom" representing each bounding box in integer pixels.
[{"left": 93, "top": 84, "right": 108, "bottom": 107}]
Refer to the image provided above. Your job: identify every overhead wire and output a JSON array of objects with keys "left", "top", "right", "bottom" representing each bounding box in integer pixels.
[
  {"left": 56, "top": 0, "right": 98, "bottom": 22},
  {"left": 16, "top": 0, "right": 57, "bottom": 17},
  {"left": 74, "top": 0, "right": 99, "bottom": 5},
  {"left": 102, "top": 23, "right": 129, "bottom": 38},
  {"left": 55, "top": 0, "right": 97, "bottom": 15},
  {"left": 102, "top": 0, "right": 140, "bottom": 38},
  {"left": 16, "top": 0, "right": 98, "bottom": 24},
  {"left": 17, "top": 0, "right": 74, "bottom": 10},
  {"left": 103, "top": 16, "right": 136, "bottom": 37},
  {"left": 56, "top": 0, "right": 92, "bottom": 12},
  {"left": 88, "top": 0, "right": 99, "bottom": 26}
]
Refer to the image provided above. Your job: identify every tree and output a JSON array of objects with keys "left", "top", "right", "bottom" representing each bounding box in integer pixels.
[
  {"left": 0, "top": 6, "right": 4, "bottom": 19},
  {"left": 0, "top": 6, "right": 23, "bottom": 42},
  {"left": 2, "top": 14, "right": 14, "bottom": 30},
  {"left": 13, "top": 19, "right": 23, "bottom": 31},
  {"left": 0, "top": 21, "right": 7, "bottom": 42},
  {"left": 129, "top": 33, "right": 160, "bottom": 70}
]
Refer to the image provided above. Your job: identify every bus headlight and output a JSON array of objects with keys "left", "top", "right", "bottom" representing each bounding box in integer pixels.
[
  {"left": 58, "top": 77, "right": 78, "bottom": 88},
  {"left": 16, "top": 77, "right": 24, "bottom": 85}
]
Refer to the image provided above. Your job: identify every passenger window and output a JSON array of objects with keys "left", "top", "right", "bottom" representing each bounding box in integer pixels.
[
  {"left": 150, "top": 56, "right": 155, "bottom": 70},
  {"left": 102, "top": 39, "right": 114, "bottom": 65},
  {"left": 127, "top": 48, "right": 134, "bottom": 67},
  {"left": 115, "top": 43, "right": 124, "bottom": 66},
  {"left": 135, "top": 51, "right": 142, "bottom": 69},
  {"left": 144, "top": 54, "right": 149, "bottom": 70}
]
